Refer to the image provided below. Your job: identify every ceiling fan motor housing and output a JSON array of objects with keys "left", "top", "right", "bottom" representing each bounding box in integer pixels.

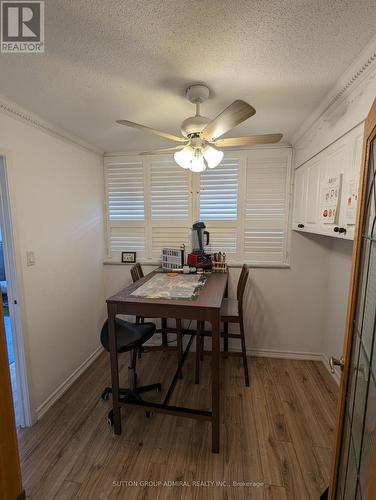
[{"left": 181, "top": 115, "right": 210, "bottom": 138}]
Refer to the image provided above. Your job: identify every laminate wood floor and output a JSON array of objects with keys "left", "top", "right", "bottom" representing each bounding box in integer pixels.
[{"left": 18, "top": 350, "right": 338, "bottom": 500}]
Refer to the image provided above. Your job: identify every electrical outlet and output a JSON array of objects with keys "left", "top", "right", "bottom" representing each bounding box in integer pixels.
[{"left": 26, "top": 251, "right": 35, "bottom": 266}]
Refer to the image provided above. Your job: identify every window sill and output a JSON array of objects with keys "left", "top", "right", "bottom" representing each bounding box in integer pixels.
[{"left": 103, "top": 260, "right": 291, "bottom": 270}]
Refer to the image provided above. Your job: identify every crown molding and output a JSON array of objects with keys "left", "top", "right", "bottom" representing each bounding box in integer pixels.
[
  {"left": 292, "top": 33, "right": 376, "bottom": 147},
  {"left": 0, "top": 95, "right": 103, "bottom": 156}
]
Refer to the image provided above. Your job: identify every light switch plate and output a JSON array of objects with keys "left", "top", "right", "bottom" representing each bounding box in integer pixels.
[{"left": 26, "top": 251, "right": 35, "bottom": 266}]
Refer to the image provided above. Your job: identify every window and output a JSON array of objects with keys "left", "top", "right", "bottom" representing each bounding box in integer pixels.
[
  {"left": 149, "top": 157, "right": 192, "bottom": 258},
  {"left": 104, "top": 148, "right": 292, "bottom": 265},
  {"left": 199, "top": 155, "right": 240, "bottom": 256},
  {"left": 105, "top": 157, "right": 146, "bottom": 257},
  {"left": 244, "top": 149, "right": 290, "bottom": 264}
]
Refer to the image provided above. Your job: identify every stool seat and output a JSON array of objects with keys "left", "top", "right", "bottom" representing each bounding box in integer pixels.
[{"left": 100, "top": 318, "right": 156, "bottom": 353}]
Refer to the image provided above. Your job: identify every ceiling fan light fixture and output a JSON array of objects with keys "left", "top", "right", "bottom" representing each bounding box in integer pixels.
[
  {"left": 203, "top": 145, "right": 223, "bottom": 168},
  {"left": 174, "top": 145, "right": 207, "bottom": 172},
  {"left": 174, "top": 146, "right": 194, "bottom": 169},
  {"left": 190, "top": 153, "right": 206, "bottom": 173}
]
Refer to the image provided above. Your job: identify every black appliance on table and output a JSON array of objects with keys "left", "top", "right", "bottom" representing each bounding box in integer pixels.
[{"left": 187, "top": 221, "right": 212, "bottom": 269}]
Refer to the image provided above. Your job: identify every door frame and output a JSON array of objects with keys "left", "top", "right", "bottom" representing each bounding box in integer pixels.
[
  {"left": 0, "top": 154, "right": 32, "bottom": 427},
  {"left": 0, "top": 297, "right": 25, "bottom": 500},
  {"left": 328, "top": 98, "right": 376, "bottom": 498}
]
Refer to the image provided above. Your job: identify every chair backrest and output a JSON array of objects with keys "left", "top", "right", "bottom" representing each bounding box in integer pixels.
[
  {"left": 130, "top": 263, "right": 144, "bottom": 283},
  {"left": 237, "top": 264, "right": 249, "bottom": 311}
]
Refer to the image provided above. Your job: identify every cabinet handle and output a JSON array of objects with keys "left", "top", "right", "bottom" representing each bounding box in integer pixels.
[
  {"left": 334, "top": 226, "right": 339, "bottom": 232},
  {"left": 297, "top": 223, "right": 304, "bottom": 228},
  {"left": 338, "top": 227, "right": 347, "bottom": 234}
]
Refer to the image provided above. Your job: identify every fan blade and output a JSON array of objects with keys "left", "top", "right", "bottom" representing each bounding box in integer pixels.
[
  {"left": 138, "top": 145, "right": 185, "bottom": 155},
  {"left": 215, "top": 134, "right": 283, "bottom": 147},
  {"left": 201, "top": 100, "right": 256, "bottom": 141},
  {"left": 116, "top": 120, "right": 186, "bottom": 143}
]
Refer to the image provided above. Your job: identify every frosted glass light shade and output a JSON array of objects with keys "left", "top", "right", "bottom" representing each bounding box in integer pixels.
[
  {"left": 203, "top": 145, "right": 223, "bottom": 168},
  {"left": 190, "top": 155, "right": 206, "bottom": 172},
  {"left": 174, "top": 145, "right": 206, "bottom": 172},
  {"left": 174, "top": 146, "right": 194, "bottom": 169}
]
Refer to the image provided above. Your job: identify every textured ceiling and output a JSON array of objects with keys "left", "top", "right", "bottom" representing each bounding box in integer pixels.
[{"left": 1, "top": 0, "right": 376, "bottom": 153}]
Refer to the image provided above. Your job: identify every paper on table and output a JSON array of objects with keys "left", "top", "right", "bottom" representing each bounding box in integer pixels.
[{"left": 130, "top": 273, "right": 206, "bottom": 300}]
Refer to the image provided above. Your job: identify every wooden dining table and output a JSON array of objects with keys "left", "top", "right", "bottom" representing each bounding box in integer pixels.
[{"left": 106, "top": 270, "right": 228, "bottom": 453}]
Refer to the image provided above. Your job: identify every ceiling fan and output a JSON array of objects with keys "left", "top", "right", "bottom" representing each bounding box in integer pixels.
[{"left": 116, "top": 84, "right": 283, "bottom": 172}]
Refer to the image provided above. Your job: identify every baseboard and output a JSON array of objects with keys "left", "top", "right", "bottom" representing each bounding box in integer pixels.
[
  {"left": 35, "top": 345, "right": 104, "bottom": 421},
  {"left": 150, "top": 335, "right": 342, "bottom": 385},
  {"left": 146, "top": 335, "right": 326, "bottom": 362},
  {"left": 245, "top": 347, "right": 324, "bottom": 361}
]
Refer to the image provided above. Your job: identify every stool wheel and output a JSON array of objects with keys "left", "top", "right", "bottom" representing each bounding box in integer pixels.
[
  {"left": 156, "top": 384, "right": 162, "bottom": 393},
  {"left": 101, "top": 391, "right": 110, "bottom": 401},
  {"left": 145, "top": 411, "right": 153, "bottom": 418},
  {"left": 107, "top": 410, "right": 114, "bottom": 427}
]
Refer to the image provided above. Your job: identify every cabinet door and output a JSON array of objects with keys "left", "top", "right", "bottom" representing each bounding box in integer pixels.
[
  {"left": 292, "top": 165, "right": 306, "bottom": 228},
  {"left": 342, "top": 129, "right": 364, "bottom": 239},
  {"left": 305, "top": 156, "right": 322, "bottom": 229},
  {"left": 320, "top": 141, "right": 348, "bottom": 236}
]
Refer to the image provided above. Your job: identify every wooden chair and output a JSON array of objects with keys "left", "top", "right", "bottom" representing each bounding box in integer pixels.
[
  {"left": 130, "top": 262, "right": 143, "bottom": 282},
  {"left": 195, "top": 264, "right": 250, "bottom": 387},
  {"left": 130, "top": 263, "right": 184, "bottom": 378}
]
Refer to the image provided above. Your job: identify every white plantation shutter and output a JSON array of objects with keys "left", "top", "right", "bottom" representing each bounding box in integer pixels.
[
  {"left": 199, "top": 155, "right": 240, "bottom": 256},
  {"left": 104, "top": 149, "right": 291, "bottom": 264},
  {"left": 200, "top": 157, "right": 239, "bottom": 220},
  {"left": 106, "top": 158, "right": 144, "bottom": 220},
  {"left": 104, "top": 157, "right": 146, "bottom": 257},
  {"left": 244, "top": 149, "right": 291, "bottom": 264},
  {"left": 110, "top": 227, "right": 145, "bottom": 254},
  {"left": 206, "top": 227, "right": 238, "bottom": 255},
  {"left": 150, "top": 157, "right": 192, "bottom": 258}
]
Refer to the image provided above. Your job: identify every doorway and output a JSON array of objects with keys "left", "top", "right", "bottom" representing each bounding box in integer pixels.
[
  {"left": 0, "top": 230, "right": 20, "bottom": 425},
  {"left": 0, "top": 155, "right": 32, "bottom": 428}
]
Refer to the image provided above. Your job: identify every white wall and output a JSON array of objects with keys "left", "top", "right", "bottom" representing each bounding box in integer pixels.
[
  {"left": 321, "top": 239, "right": 353, "bottom": 370},
  {"left": 0, "top": 112, "right": 105, "bottom": 419}
]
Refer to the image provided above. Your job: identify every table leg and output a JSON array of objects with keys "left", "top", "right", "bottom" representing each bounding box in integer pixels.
[
  {"left": 161, "top": 318, "right": 168, "bottom": 349},
  {"left": 223, "top": 281, "right": 229, "bottom": 357},
  {"left": 211, "top": 311, "right": 220, "bottom": 453},
  {"left": 107, "top": 303, "right": 121, "bottom": 434},
  {"left": 176, "top": 319, "right": 183, "bottom": 379}
]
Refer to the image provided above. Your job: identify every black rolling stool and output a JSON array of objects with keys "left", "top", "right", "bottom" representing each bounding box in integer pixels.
[{"left": 100, "top": 317, "right": 162, "bottom": 426}]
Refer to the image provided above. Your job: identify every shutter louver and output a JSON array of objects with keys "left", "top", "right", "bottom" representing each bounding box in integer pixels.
[
  {"left": 150, "top": 158, "right": 191, "bottom": 258},
  {"left": 151, "top": 227, "right": 190, "bottom": 258},
  {"left": 207, "top": 228, "right": 238, "bottom": 254},
  {"left": 244, "top": 151, "right": 289, "bottom": 264},
  {"left": 199, "top": 155, "right": 240, "bottom": 257},
  {"left": 106, "top": 160, "right": 144, "bottom": 220},
  {"left": 151, "top": 159, "right": 190, "bottom": 220},
  {"left": 110, "top": 227, "right": 145, "bottom": 254},
  {"left": 200, "top": 158, "right": 239, "bottom": 220},
  {"left": 105, "top": 158, "right": 145, "bottom": 257}
]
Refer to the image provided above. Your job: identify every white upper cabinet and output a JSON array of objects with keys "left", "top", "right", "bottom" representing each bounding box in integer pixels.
[
  {"left": 305, "top": 156, "right": 322, "bottom": 229},
  {"left": 292, "top": 165, "right": 306, "bottom": 227},
  {"left": 292, "top": 123, "right": 364, "bottom": 240}
]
